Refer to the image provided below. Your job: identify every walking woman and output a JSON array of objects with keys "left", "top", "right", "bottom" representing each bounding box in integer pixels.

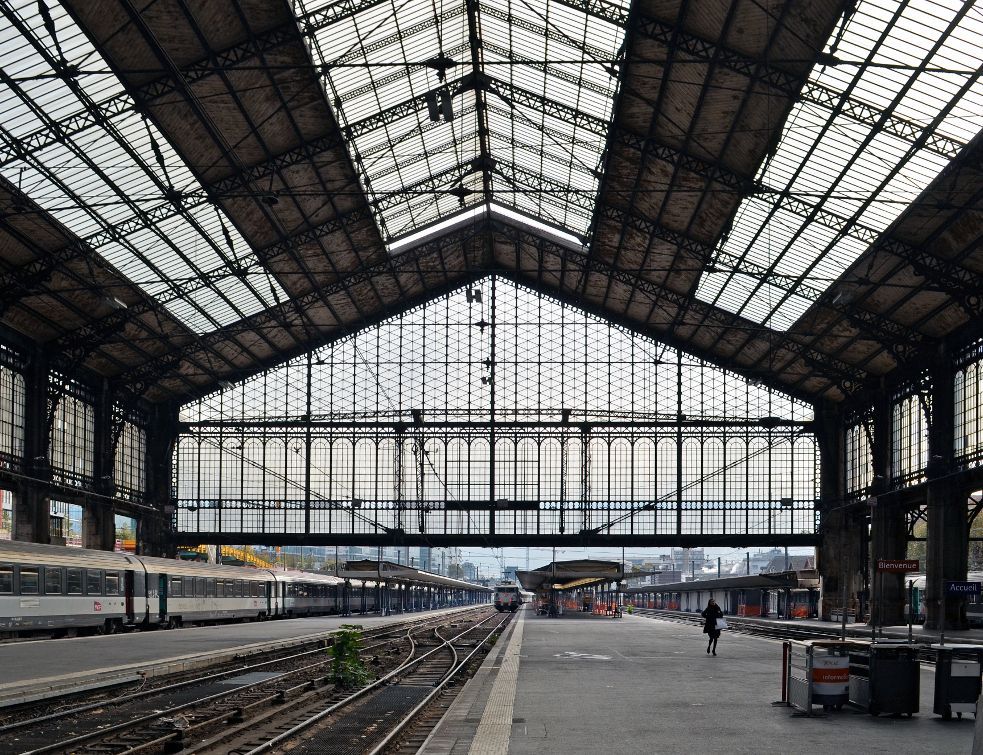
[{"left": 702, "top": 598, "right": 724, "bottom": 655}]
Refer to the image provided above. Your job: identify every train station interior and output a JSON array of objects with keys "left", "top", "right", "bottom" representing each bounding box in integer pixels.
[{"left": 2, "top": 0, "right": 983, "bottom": 752}]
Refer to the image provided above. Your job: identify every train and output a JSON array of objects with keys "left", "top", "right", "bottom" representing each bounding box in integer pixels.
[
  {"left": 905, "top": 573, "right": 983, "bottom": 626},
  {"left": 0, "top": 540, "right": 376, "bottom": 636},
  {"left": 493, "top": 582, "right": 533, "bottom": 612}
]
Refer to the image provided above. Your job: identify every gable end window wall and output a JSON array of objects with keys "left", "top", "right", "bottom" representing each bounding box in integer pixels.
[{"left": 955, "top": 337, "right": 983, "bottom": 469}]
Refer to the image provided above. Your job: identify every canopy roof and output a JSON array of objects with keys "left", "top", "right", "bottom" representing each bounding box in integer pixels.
[
  {"left": 1, "top": 0, "right": 982, "bottom": 404},
  {"left": 516, "top": 558, "right": 633, "bottom": 592},
  {"left": 340, "top": 558, "right": 492, "bottom": 590},
  {"left": 622, "top": 569, "right": 820, "bottom": 593}
]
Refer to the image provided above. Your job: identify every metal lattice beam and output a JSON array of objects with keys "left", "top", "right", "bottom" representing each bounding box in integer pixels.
[
  {"left": 632, "top": 13, "right": 966, "bottom": 160},
  {"left": 497, "top": 220, "right": 867, "bottom": 392},
  {"left": 110, "top": 220, "right": 489, "bottom": 388}
]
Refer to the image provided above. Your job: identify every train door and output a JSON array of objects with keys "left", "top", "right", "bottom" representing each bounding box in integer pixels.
[
  {"left": 124, "top": 570, "right": 135, "bottom": 623},
  {"left": 265, "top": 581, "right": 273, "bottom": 617},
  {"left": 158, "top": 574, "right": 168, "bottom": 620}
]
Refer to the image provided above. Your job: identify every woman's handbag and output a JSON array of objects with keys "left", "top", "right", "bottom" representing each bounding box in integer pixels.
[{"left": 715, "top": 617, "right": 729, "bottom": 630}]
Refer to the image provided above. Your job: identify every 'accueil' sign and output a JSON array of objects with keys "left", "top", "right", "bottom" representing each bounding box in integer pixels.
[
  {"left": 945, "top": 581, "right": 982, "bottom": 596},
  {"left": 876, "top": 559, "right": 919, "bottom": 573}
]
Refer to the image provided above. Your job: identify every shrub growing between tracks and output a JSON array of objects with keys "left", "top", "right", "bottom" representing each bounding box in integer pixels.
[{"left": 331, "top": 624, "right": 373, "bottom": 689}]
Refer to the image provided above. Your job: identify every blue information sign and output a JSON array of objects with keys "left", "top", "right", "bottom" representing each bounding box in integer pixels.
[{"left": 945, "top": 581, "right": 982, "bottom": 596}]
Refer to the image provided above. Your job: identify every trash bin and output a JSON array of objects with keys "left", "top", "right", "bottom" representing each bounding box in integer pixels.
[
  {"left": 786, "top": 641, "right": 854, "bottom": 713},
  {"left": 848, "top": 642, "right": 920, "bottom": 716},
  {"left": 931, "top": 644, "right": 983, "bottom": 720}
]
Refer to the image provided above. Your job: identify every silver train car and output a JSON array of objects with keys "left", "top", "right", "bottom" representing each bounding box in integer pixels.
[
  {"left": 0, "top": 540, "right": 362, "bottom": 636},
  {"left": 493, "top": 582, "right": 533, "bottom": 612}
]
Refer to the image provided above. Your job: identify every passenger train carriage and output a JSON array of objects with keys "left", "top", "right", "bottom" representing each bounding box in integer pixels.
[{"left": 0, "top": 540, "right": 349, "bottom": 635}]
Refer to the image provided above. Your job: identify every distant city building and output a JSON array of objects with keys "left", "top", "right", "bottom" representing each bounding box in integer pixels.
[
  {"left": 462, "top": 561, "right": 478, "bottom": 581},
  {"left": 670, "top": 548, "right": 706, "bottom": 576},
  {"left": 762, "top": 554, "right": 815, "bottom": 573},
  {"left": 655, "top": 570, "right": 683, "bottom": 585}
]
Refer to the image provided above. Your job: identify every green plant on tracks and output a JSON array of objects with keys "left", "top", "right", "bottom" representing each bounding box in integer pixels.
[{"left": 330, "top": 624, "right": 373, "bottom": 689}]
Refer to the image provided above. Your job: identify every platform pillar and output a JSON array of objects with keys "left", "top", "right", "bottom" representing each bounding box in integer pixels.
[
  {"left": 82, "top": 503, "right": 115, "bottom": 550},
  {"left": 924, "top": 345, "right": 967, "bottom": 630},
  {"left": 816, "top": 401, "right": 865, "bottom": 621},
  {"left": 139, "top": 403, "right": 180, "bottom": 557},
  {"left": 925, "top": 481, "right": 969, "bottom": 629},
  {"left": 12, "top": 486, "right": 49, "bottom": 543},
  {"left": 869, "top": 500, "right": 908, "bottom": 626},
  {"left": 14, "top": 349, "right": 51, "bottom": 543},
  {"left": 867, "top": 385, "right": 908, "bottom": 626}
]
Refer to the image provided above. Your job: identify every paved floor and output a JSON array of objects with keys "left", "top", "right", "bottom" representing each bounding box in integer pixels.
[{"left": 438, "top": 609, "right": 976, "bottom": 755}]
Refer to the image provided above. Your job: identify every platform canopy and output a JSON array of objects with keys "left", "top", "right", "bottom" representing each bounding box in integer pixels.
[
  {"left": 516, "top": 558, "right": 643, "bottom": 592},
  {"left": 623, "top": 569, "right": 820, "bottom": 594},
  {"left": 339, "top": 559, "right": 490, "bottom": 590}
]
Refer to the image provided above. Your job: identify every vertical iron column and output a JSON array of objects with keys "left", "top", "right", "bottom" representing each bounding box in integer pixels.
[
  {"left": 869, "top": 386, "right": 906, "bottom": 626},
  {"left": 675, "top": 350, "right": 683, "bottom": 537},
  {"left": 15, "top": 347, "right": 50, "bottom": 543},
  {"left": 304, "top": 351, "right": 312, "bottom": 537},
  {"left": 489, "top": 275, "right": 496, "bottom": 536},
  {"left": 84, "top": 378, "right": 116, "bottom": 550},
  {"left": 925, "top": 345, "right": 967, "bottom": 629},
  {"left": 140, "top": 402, "right": 179, "bottom": 556}
]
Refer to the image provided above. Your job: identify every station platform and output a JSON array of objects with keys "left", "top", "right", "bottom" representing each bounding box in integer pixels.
[
  {"left": 427, "top": 608, "right": 977, "bottom": 755},
  {"left": 0, "top": 607, "right": 473, "bottom": 708}
]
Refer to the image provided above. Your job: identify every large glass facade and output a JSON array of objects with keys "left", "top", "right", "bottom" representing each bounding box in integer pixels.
[
  {"left": 956, "top": 337, "right": 983, "bottom": 468},
  {"left": 175, "top": 278, "right": 818, "bottom": 541}
]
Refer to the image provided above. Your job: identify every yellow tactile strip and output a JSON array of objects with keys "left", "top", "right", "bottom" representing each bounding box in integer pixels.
[{"left": 468, "top": 611, "right": 525, "bottom": 755}]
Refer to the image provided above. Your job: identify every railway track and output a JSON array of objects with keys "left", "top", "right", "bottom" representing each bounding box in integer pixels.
[
  {"left": 212, "top": 610, "right": 510, "bottom": 755},
  {"left": 0, "top": 608, "right": 498, "bottom": 755},
  {"left": 630, "top": 608, "right": 960, "bottom": 664},
  {"left": 632, "top": 608, "right": 845, "bottom": 642}
]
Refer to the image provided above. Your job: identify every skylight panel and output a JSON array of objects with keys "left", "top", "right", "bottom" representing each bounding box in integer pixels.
[
  {"left": 301, "top": 0, "right": 628, "bottom": 245},
  {"left": 695, "top": 0, "right": 983, "bottom": 330},
  {"left": 0, "top": 0, "right": 286, "bottom": 334}
]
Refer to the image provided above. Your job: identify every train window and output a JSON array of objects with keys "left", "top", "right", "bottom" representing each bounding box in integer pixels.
[
  {"left": 19, "top": 567, "right": 40, "bottom": 595},
  {"left": 184, "top": 576, "right": 193, "bottom": 596},
  {"left": 66, "top": 568, "right": 83, "bottom": 594},
  {"left": 105, "top": 572, "right": 120, "bottom": 596},
  {"left": 195, "top": 577, "right": 205, "bottom": 597},
  {"left": 86, "top": 570, "right": 103, "bottom": 595},
  {"left": 234, "top": 580, "right": 243, "bottom": 598},
  {"left": 0, "top": 564, "right": 12, "bottom": 594},
  {"left": 206, "top": 578, "right": 216, "bottom": 597},
  {"left": 250, "top": 582, "right": 260, "bottom": 598},
  {"left": 170, "top": 577, "right": 183, "bottom": 597},
  {"left": 44, "top": 567, "right": 63, "bottom": 595}
]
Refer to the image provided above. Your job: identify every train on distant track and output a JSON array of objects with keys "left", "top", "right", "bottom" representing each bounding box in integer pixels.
[
  {"left": 493, "top": 582, "right": 533, "bottom": 612},
  {"left": 0, "top": 540, "right": 376, "bottom": 636},
  {"left": 905, "top": 572, "right": 983, "bottom": 626}
]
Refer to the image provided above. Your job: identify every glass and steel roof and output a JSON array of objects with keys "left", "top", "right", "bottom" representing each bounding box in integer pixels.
[
  {"left": 696, "top": 0, "right": 983, "bottom": 330},
  {"left": 0, "top": 0, "right": 287, "bottom": 334},
  {"left": 299, "top": 0, "right": 629, "bottom": 243}
]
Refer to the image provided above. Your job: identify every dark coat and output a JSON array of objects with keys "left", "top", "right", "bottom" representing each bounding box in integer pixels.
[{"left": 701, "top": 603, "right": 723, "bottom": 635}]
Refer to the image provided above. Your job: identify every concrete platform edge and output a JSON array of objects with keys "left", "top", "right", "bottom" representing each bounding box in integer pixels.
[{"left": 421, "top": 610, "right": 523, "bottom": 755}]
